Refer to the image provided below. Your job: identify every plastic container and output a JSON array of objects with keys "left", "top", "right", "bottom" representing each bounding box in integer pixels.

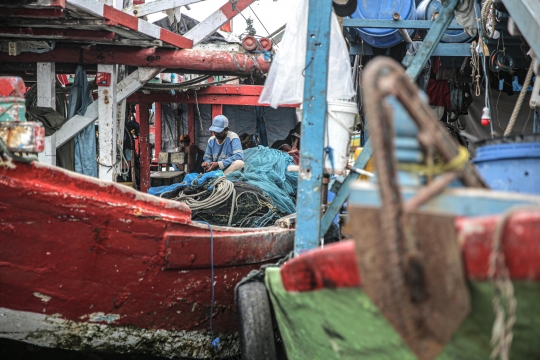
[
  {"left": 472, "top": 135, "right": 540, "bottom": 195},
  {"left": 416, "top": 0, "right": 473, "bottom": 43},
  {"left": 350, "top": 0, "right": 416, "bottom": 48},
  {"left": 324, "top": 100, "right": 358, "bottom": 174}
]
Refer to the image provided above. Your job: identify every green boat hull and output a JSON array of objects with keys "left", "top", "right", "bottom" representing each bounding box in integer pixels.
[{"left": 266, "top": 267, "right": 540, "bottom": 360}]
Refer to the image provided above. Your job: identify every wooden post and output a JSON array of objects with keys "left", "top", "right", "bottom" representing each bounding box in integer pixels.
[
  {"left": 211, "top": 104, "right": 222, "bottom": 120},
  {"left": 137, "top": 103, "right": 151, "bottom": 192},
  {"left": 187, "top": 103, "right": 195, "bottom": 145},
  {"left": 36, "top": 62, "right": 57, "bottom": 166},
  {"left": 154, "top": 102, "right": 162, "bottom": 161},
  {"left": 97, "top": 64, "right": 118, "bottom": 182}
]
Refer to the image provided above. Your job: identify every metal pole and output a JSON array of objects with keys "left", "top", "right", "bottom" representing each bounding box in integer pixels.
[
  {"left": 320, "top": 138, "right": 373, "bottom": 236},
  {"left": 392, "top": 13, "right": 413, "bottom": 44},
  {"left": 294, "top": 0, "right": 333, "bottom": 256},
  {"left": 403, "top": 0, "right": 458, "bottom": 80}
]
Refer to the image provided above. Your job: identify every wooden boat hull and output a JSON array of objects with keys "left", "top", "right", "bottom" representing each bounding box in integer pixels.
[
  {"left": 0, "top": 161, "right": 294, "bottom": 358},
  {"left": 267, "top": 210, "right": 540, "bottom": 359}
]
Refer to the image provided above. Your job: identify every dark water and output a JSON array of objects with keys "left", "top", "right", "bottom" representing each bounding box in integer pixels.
[{"left": 0, "top": 338, "right": 176, "bottom": 360}]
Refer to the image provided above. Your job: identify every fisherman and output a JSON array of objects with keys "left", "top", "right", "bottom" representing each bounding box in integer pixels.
[
  {"left": 201, "top": 115, "right": 244, "bottom": 174},
  {"left": 239, "top": 133, "right": 257, "bottom": 150},
  {"left": 179, "top": 134, "right": 205, "bottom": 174},
  {"left": 271, "top": 122, "right": 301, "bottom": 153}
]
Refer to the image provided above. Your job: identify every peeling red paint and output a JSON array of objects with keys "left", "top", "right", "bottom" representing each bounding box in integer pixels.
[
  {"left": 281, "top": 210, "right": 540, "bottom": 292},
  {"left": 0, "top": 161, "right": 294, "bottom": 339}
]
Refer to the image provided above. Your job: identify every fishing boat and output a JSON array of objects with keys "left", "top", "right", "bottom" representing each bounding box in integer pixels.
[
  {"left": 265, "top": 206, "right": 540, "bottom": 359},
  {"left": 234, "top": 0, "right": 540, "bottom": 354},
  {"left": 0, "top": 159, "right": 294, "bottom": 358}
]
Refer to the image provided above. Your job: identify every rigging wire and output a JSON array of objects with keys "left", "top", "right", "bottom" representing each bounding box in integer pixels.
[{"left": 248, "top": 5, "right": 279, "bottom": 49}]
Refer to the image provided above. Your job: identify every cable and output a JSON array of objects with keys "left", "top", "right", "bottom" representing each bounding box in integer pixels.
[
  {"left": 141, "top": 75, "right": 212, "bottom": 90},
  {"left": 248, "top": 5, "right": 279, "bottom": 49},
  {"left": 193, "top": 220, "right": 220, "bottom": 352},
  {"left": 194, "top": 91, "right": 203, "bottom": 132}
]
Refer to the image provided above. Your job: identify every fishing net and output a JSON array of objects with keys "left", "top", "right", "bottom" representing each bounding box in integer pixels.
[
  {"left": 148, "top": 147, "right": 298, "bottom": 227},
  {"left": 192, "top": 181, "right": 282, "bottom": 227},
  {"left": 226, "top": 146, "right": 298, "bottom": 214}
]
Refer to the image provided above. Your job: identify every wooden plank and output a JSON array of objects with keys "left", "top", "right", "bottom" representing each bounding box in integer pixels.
[{"left": 36, "top": 62, "right": 56, "bottom": 166}]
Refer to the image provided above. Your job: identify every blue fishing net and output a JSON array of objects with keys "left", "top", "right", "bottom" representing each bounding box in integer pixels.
[{"left": 226, "top": 146, "right": 297, "bottom": 214}]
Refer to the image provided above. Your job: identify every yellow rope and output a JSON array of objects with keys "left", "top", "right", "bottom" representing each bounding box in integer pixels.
[{"left": 398, "top": 146, "right": 469, "bottom": 177}]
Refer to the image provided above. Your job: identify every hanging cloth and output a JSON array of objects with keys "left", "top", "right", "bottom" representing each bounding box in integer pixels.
[
  {"left": 68, "top": 65, "right": 97, "bottom": 177},
  {"left": 255, "top": 106, "right": 268, "bottom": 147}
]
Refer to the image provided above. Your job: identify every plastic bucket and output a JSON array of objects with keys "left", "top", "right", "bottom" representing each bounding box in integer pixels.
[
  {"left": 416, "top": 0, "right": 473, "bottom": 43},
  {"left": 325, "top": 100, "right": 358, "bottom": 174},
  {"left": 472, "top": 134, "right": 540, "bottom": 195},
  {"left": 350, "top": 0, "right": 416, "bottom": 48}
]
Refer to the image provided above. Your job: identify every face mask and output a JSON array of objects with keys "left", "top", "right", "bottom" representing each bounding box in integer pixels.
[{"left": 215, "top": 130, "right": 227, "bottom": 141}]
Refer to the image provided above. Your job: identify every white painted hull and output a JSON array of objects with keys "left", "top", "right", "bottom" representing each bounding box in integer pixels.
[{"left": 0, "top": 308, "right": 239, "bottom": 359}]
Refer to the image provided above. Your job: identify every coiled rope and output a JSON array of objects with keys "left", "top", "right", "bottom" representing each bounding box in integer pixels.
[
  {"left": 481, "top": 0, "right": 497, "bottom": 39},
  {"left": 470, "top": 41, "right": 481, "bottom": 96},
  {"left": 173, "top": 176, "right": 234, "bottom": 211}
]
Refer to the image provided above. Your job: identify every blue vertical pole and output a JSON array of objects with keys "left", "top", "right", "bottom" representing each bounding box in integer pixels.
[
  {"left": 294, "top": 0, "right": 333, "bottom": 256},
  {"left": 534, "top": 110, "right": 540, "bottom": 134}
]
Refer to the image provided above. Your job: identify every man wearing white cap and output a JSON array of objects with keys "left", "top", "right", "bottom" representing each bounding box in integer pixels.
[{"left": 201, "top": 115, "right": 244, "bottom": 174}]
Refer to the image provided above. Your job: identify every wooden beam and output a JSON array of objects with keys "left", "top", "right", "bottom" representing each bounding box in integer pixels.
[
  {"left": 36, "top": 62, "right": 57, "bottom": 166},
  {"left": 66, "top": 0, "right": 193, "bottom": 48},
  {"left": 56, "top": 66, "right": 163, "bottom": 149},
  {"left": 127, "top": 93, "right": 300, "bottom": 107},
  {"left": 154, "top": 102, "right": 162, "bottom": 162},
  {"left": 184, "top": 0, "right": 255, "bottom": 45},
  {"left": 123, "top": 0, "right": 202, "bottom": 17},
  {"left": 211, "top": 104, "right": 222, "bottom": 120},
  {"left": 137, "top": 103, "right": 151, "bottom": 192},
  {"left": 187, "top": 104, "right": 195, "bottom": 146},
  {"left": 97, "top": 64, "right": 118, "bottom": 182}
]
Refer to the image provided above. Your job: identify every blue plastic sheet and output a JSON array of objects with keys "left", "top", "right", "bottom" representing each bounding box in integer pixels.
[{"left": 148, "top": 170, "right": 223, "bottom": 197}]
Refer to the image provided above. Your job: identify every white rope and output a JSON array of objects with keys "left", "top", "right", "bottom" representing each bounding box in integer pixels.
[
  {"left": 504, "top": 65, "right": 534, "bottom": 136},
  {"left": 194, "top": 91, "right": 203, "bottom": 132},
  {"left": 481, "top": 0, "right": 497, "bottom": 40},
  {"left": 471, "top": 41, "right": 481, "bottom": 96},
  {"left": 487, "top": 206, "right": 540, "bottom": 360},
  {"left": 174, "top": 176, "right": 234, "bottom": 211}
]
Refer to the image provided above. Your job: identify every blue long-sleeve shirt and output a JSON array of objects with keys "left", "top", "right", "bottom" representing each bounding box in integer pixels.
[{"left": 203, "top": 131, "right": 244, "bottom": 170}]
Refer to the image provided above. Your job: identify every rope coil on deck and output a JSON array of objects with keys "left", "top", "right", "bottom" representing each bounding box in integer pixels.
[{"left": 173, "top": 176, "right": 234, "bottom": 211}]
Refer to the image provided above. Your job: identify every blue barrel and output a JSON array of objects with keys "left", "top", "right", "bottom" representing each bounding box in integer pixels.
[
  {"left": 472, "top": 135, "right": 540, "bottom": 195},
  {"left": 350, "top": 0, "right": 416, "bottom": 48},
  {"left": 416, "top": 0, "right": 473, "bottom": 43}
]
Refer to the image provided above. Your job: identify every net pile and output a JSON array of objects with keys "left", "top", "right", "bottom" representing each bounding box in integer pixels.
[
  {"left": 226, "top": 146, "right": 298, "bottom": 215},
  {"left": 147, "top": 146, "right": 297, "bottom": 227},
  {"left": 192, "top": 182, "right": 281, "bottom": 227}
]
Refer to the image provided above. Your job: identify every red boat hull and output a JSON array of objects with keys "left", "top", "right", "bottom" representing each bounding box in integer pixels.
[{"left": 0, "top": 161, "right": 294, "bottom": 358}]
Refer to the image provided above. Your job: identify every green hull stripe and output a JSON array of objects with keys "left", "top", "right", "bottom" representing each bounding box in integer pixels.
[{"left": 265, "top": 267, "right": 540, "bottom": 359}]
